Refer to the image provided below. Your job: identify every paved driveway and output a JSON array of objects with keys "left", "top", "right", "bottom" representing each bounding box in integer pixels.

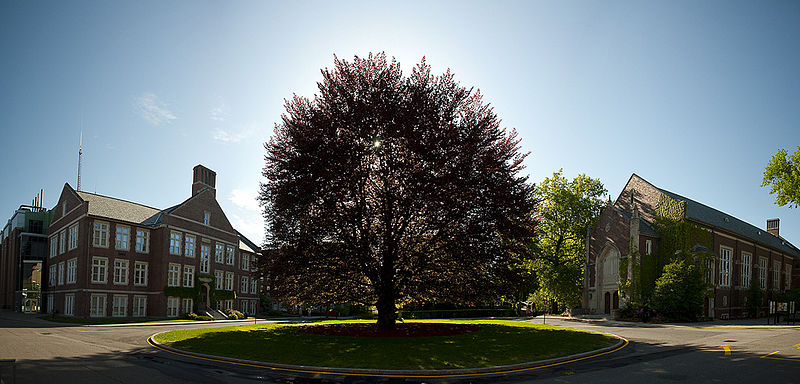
[{"left": 1, "top": 311, "right": 798, "bottom": 384}]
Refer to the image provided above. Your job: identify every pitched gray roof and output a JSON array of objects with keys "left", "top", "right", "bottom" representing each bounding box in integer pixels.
[
  {"left": 657, "top": 188, "right": 800, "bottom": 258},
  {"left": 77, "top": 191, "right": 161, "bottom": 225},
  {"left": 614, "top": 205, "right": 659, "bottom": 237}
]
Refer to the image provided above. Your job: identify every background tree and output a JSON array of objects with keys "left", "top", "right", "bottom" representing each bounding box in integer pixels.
[
  {"left": 762, "top": 145, "right": 800, "bottom": 208},
  {"left": 260, "top": 53, "right": 536, "bottom": 329},
  {"left": 530, "top": 170, "right": 606, "bottom": 309}
]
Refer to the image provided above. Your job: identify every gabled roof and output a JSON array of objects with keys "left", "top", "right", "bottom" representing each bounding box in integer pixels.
[
  {"left": 613, "top": 205, "right": 659, "bottom": 238},
  {"left": 236, "top": 230, "right": 260, "bottom": 253},
  {"left": 630, "top": 174, "right": 800, "bottom": 258},
  {"left": 76, "top": 191, "right": 161, "bottom": 225}
]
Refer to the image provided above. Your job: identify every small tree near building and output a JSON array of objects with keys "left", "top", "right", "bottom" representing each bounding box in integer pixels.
[{"left": 651, "top": 258, "right": 704, "bottom": 322}]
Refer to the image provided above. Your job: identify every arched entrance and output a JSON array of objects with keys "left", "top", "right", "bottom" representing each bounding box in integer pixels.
[
  {"left": 595, "top": 243, "right": 620, "bottom": 314},
  {"left": 604, "top": 292, "right": 611, "bottom": 313}
]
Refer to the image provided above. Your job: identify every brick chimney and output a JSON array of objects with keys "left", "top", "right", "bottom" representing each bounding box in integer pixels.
[
  {"left": 766, "top": 218, "right": 780, "bottom": 237},
  {"left": 192, "top": 165, "right": 216, "bottom": 197}
]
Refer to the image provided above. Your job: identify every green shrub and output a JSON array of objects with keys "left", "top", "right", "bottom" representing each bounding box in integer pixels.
[
  {"left": 225, "top": 309, "right": 245, "bottom": 320},
  {"left": 651, "top": 259, "right": 704, "bottom": 322}
]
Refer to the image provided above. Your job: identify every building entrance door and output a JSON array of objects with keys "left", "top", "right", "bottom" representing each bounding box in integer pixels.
[{"left": 604, "top": 292, "right": 611, "bottom": 314}]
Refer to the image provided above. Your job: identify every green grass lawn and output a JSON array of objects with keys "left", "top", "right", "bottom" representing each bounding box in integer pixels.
[{"left": 153, "top": 320, "right": 617, "bottom": 370}]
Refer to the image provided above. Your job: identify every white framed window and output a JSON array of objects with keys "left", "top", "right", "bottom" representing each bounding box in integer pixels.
[
  {"left": 224, "top": 299, "right": 233, "bottom": 310},
  {"left": 773, "top": 263, "right": 781, "bottom": 290},
  {"left": 184, "top": 234, "right": 196, "bottom": 258},
  {"left": 225, "top": 272, "right": 234, "bottom": 291},
  {"left": 241, "top": 276, "right": 249, "bottom": 294},
  {"left": 48, "top": 265, "right": 57, "bottom": 287},
  {"left": 91, "top": 257, "right": 108, "bottom": 283},
  {"left": 759, "top": 257, "right": 768, "bottom": 290},
  {"left": 203, "top": 211, "right": 210, "bottom": 225},
  {"left": 59, "top": 230, "right": 66, "bottom": 254},
  {"left": 90, "top": 294, "right": 107, "bottom": 317},
  {"left": 135, "top": 229, "right": 150, "bottom": 253},
  {"left": 250, "top": 278, "right": 258, "bottom": 294},
  {"left": 64, "top": 294, "right": 75, "bottom": 316},
  {"left": 47, "top": 294, "right": 54, "bottom": 314},
  {"left": 183, "top": 265, "right": 195, "bottom": 288},
  {"left": 57, "top": 261, "right": 65, "bottom": 285},
  {"left": 67, "top": 258, "right": 77, "bottom": 284},
  {"left": 93, "top": 221, "right": 109, "bottom": 248},
  {"left": 169, "top": 231, "right": 182, "bottom": 255},
  {"left": 166, "top": 297, "right": 179, "bottom": 317},
  {"left": 112, "top": 295, "right": 127, "bottom": 317},
  {"left": 182, "top": 298, "right": 193, "bottom": 314},
  {"left": 68, "top": 224, "right": 79, "bottom": 250},
  {"left": 200, "top": 246, "right": 210, "bottom": 274},
  {"left": 115, "top": 225, "right": 130, "bottom": 250},
  {"left": 251, "top": 256, "right": 257, "bottom": 272},
  {"left": 645, "top": 240, "right": 652, "bottom": 255},
  {"left": 240, "top": 300, "right": 249, "bottom": 315},
  {"left": 215, "top": 243, "right": 224, "bottom": 263},
  {"left": 741, "top": 252, "right": 752, "bottom": 288},
  {"left": 719, "top": 247, "right": 731, "bottom": 287},
  {"left": 167, "top": 263, "right": 181, "bottom": 287},
  {"left": 786, "top": 264, "right": 792, "bottom": 290},
  {"left": 50, "top": 236, "right": 57, "bottom": 258},
  {"left": 133, "top": 296, "right": 147, "bottom": 317},
  {"left": 113, "top": 259, "right": 129, "bottom": 285},
  {"left": 226, "top": 245, "right": 235, "bottom": 265},
  {"left": 134, "top": 261, "right": 148, "bottom": 286},
  {"left": 241, "top": 253, "right": 249, "bottom": 271},
  {"left": 215, "top": 270, "right": 224, "bottom": 290}
]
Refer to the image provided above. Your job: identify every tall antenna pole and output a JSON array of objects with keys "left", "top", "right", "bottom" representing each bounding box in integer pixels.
[{"left": 77, "top": 128, "right": 83, "bottom": 191}]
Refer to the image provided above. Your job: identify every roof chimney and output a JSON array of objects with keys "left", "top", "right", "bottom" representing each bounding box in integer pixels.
[
  {"left": 192, "top": 165, "right": 216, "bottom": 197},
  {"left": 766, "top": 218, "right": 779, "bottom": 237}
]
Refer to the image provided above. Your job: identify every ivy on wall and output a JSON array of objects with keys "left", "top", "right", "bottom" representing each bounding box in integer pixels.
[{"left": 163, "top": 273, "right": 238, "bottom": 311}]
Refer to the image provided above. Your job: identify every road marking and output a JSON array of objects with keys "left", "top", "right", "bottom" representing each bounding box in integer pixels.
[
  {"left": 719, "top": 345, "right": 732, "bottom": 356},
  {"left": 761, "top": 351, "right": 780, "bottom": 358},
  {"left": 794, "top": 343, "right": 800, "bottom": 350}
]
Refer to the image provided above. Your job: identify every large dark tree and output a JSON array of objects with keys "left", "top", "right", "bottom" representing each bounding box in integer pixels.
[{"left": 260, "top": 53, "right": 536, "bottom": 329}]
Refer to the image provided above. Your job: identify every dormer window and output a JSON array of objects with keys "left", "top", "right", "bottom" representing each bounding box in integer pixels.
[{"left": 203, "top": 211, "right": 210, "bottom": 226}]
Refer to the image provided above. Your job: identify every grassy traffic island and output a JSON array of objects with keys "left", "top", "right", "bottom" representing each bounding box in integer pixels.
[{"left": 152, "top": 320, "right": 619, "bottom": 371}]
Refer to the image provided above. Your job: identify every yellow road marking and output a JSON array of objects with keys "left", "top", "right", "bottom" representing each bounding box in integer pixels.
[
  {"left": 147, "top": 334, "right": 629, "bottom": 378},
  {"left": 719, "top": 345, "right": 732, "bottom": 356},
  {"left": 761, "top": 351, "right": 780, "bottom": 358}
]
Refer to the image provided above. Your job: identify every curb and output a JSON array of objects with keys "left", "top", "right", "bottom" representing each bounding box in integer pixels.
[{"left": 147, "top": 329, "right": 628, "bottom": 378}]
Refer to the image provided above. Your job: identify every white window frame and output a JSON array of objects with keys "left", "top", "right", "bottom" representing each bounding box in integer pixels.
[
  {"left": 134, "top": 261, "right": 148, "bottom": 286},
  {"left": 93, "top": 221, "right": 109, "bottom": 248},
  {"left": 57, "top": 261, "right": 65, "bottom": 285},
  {"left": 200, "top": 246, "right": 210, "bottom": 274},
  {"left": 135, "top": 229, "right": 150, "bottom": 253},
  {"left": 645, "top": 240, "right": 652, "bottom": 255},
  {"left": 112, "top": 295, "right": 128, "bottom": 317},
  {"left": 115, "top": 225, "right": 130, "bottom": 250},
  {"left": 91, "top": 257, "right": 108, "bottom": 284},
  {"left": 203, "top": 211, "right": 210, "bottom": 226},
  {"left": 250, "top": 278, "right": 258, "bottom": 294},
  {"left": 741, "top": 252, "right": 751, "bottom": 288},
  {"left": 225, "top": 272, "right": 234, "bottom": 291},
  {"left": 183, "top": 265, "right": 195, "bottom": 288},
  {"left": 215, "top": 243, "right": 224, "bottom": 263},
  {"left": 251, "top": 256, "right": 257, "bottom": 272},
  {"left": 90, "top": 294, "right": 107, "bottom": 317},
  {"left": 167, "top": 263, "right": 181, "bottom": 287},
  {"left": 241, "top": 253, "right": 249, "bottom": 271},
  {"left": 166, "top": 297, "right": 179, "bottom": 318},
  {"left": 182, "top": 298, "right": 193, "bottom": 314},
  {"left": 133, "top": 295, "right": 147, "bottom": 317},
  {"left": 48, "top": 265, "right": 57, "bottom": 287},
  {"left": 59, "top": 230, "right": 66, "bottom": 254},
  {"left": 47, "top": 294, "right": 54, "bottom": 314},
  {"left": 226, "top": 245, "right": 235, "bottom": 265},
  {"left": 113, "top": 259, "right": 129, "bottom": 285},
  {"left": 169, "top": 231, "right": 182, "bottom": 255},
  {"left": 215, "top": 270, "right": 224, "bottom": 290},
  {"left": 64, "top": 294, "right": 75, "bottom": 316},
  {"left": 68, "top": 224, "right": 79, "bottom": 250},
  {"left": 773, "top": 263, "right": 781, "bottom": 290},
  {"left": 50, "top": 236, "right": 57, "bottom": 258},
  {"left": 184, "top": 234, "right": 196, "bottom": 258},
  {"left": 759, "top": 257, "right": 768, "bottom": 290},
  {"left": 719, "top": 247, "right": 731, "bottom": 287},
  {"left": 66, "top": 258, "right": 77, "bottom": 284},
  {"left": 241, "top": 276, "right": 249, "bottom": 294}
]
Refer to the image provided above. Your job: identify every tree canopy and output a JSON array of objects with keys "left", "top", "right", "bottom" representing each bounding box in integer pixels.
[
  {"left": 762, "top": 145, "right": 800, "bottom": 208},
  {"left": 530, "top": 170, "right": 606, "bottom": 308},
  {"left": 259, "top": 53, "right": 537, "bottom": 328}
]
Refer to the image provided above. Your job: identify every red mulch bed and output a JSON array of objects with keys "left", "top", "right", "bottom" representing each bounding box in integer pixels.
[{"left": 299, "top": 322, "right": 481, "bottom": 338}]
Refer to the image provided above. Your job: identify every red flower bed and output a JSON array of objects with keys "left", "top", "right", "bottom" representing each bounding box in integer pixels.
[{"left": 299, "top": 322, "right": 481, "bottom": 338}]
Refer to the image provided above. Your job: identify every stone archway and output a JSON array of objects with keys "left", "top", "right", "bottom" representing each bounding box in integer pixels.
[{"left": 595, "top": 243, "right": 620, "bottom": 314}]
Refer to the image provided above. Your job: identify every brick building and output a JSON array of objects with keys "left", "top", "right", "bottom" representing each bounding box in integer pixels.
[
  {"left": 0, "top": 203, "right": 51, "bottom": 312},
  {"left": 584, "top": 174, "right": 800, "bottom": 319},
  {"left": 45, "top": 165, "right": 261, "bottom": 318}
]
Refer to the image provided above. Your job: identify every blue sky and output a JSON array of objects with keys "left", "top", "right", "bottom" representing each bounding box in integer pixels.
[{"left": 1, "top": 1, "right": 799, "bottom": 246}]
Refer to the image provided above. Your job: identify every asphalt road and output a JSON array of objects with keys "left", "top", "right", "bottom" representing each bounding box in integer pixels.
[{"left": 1, "top": 311, "right": 798, "bottom": 384}]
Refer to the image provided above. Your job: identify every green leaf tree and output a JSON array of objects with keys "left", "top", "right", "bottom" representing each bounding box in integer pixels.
[
  {"left": 651, "top": 258, "right": 704, "bottom": 322},
  {"left": 531, "top": 170, "right": 606, "bottom": 308},
  {"left": 762, "top": 145, "right": 800, "bottom": 208}
]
